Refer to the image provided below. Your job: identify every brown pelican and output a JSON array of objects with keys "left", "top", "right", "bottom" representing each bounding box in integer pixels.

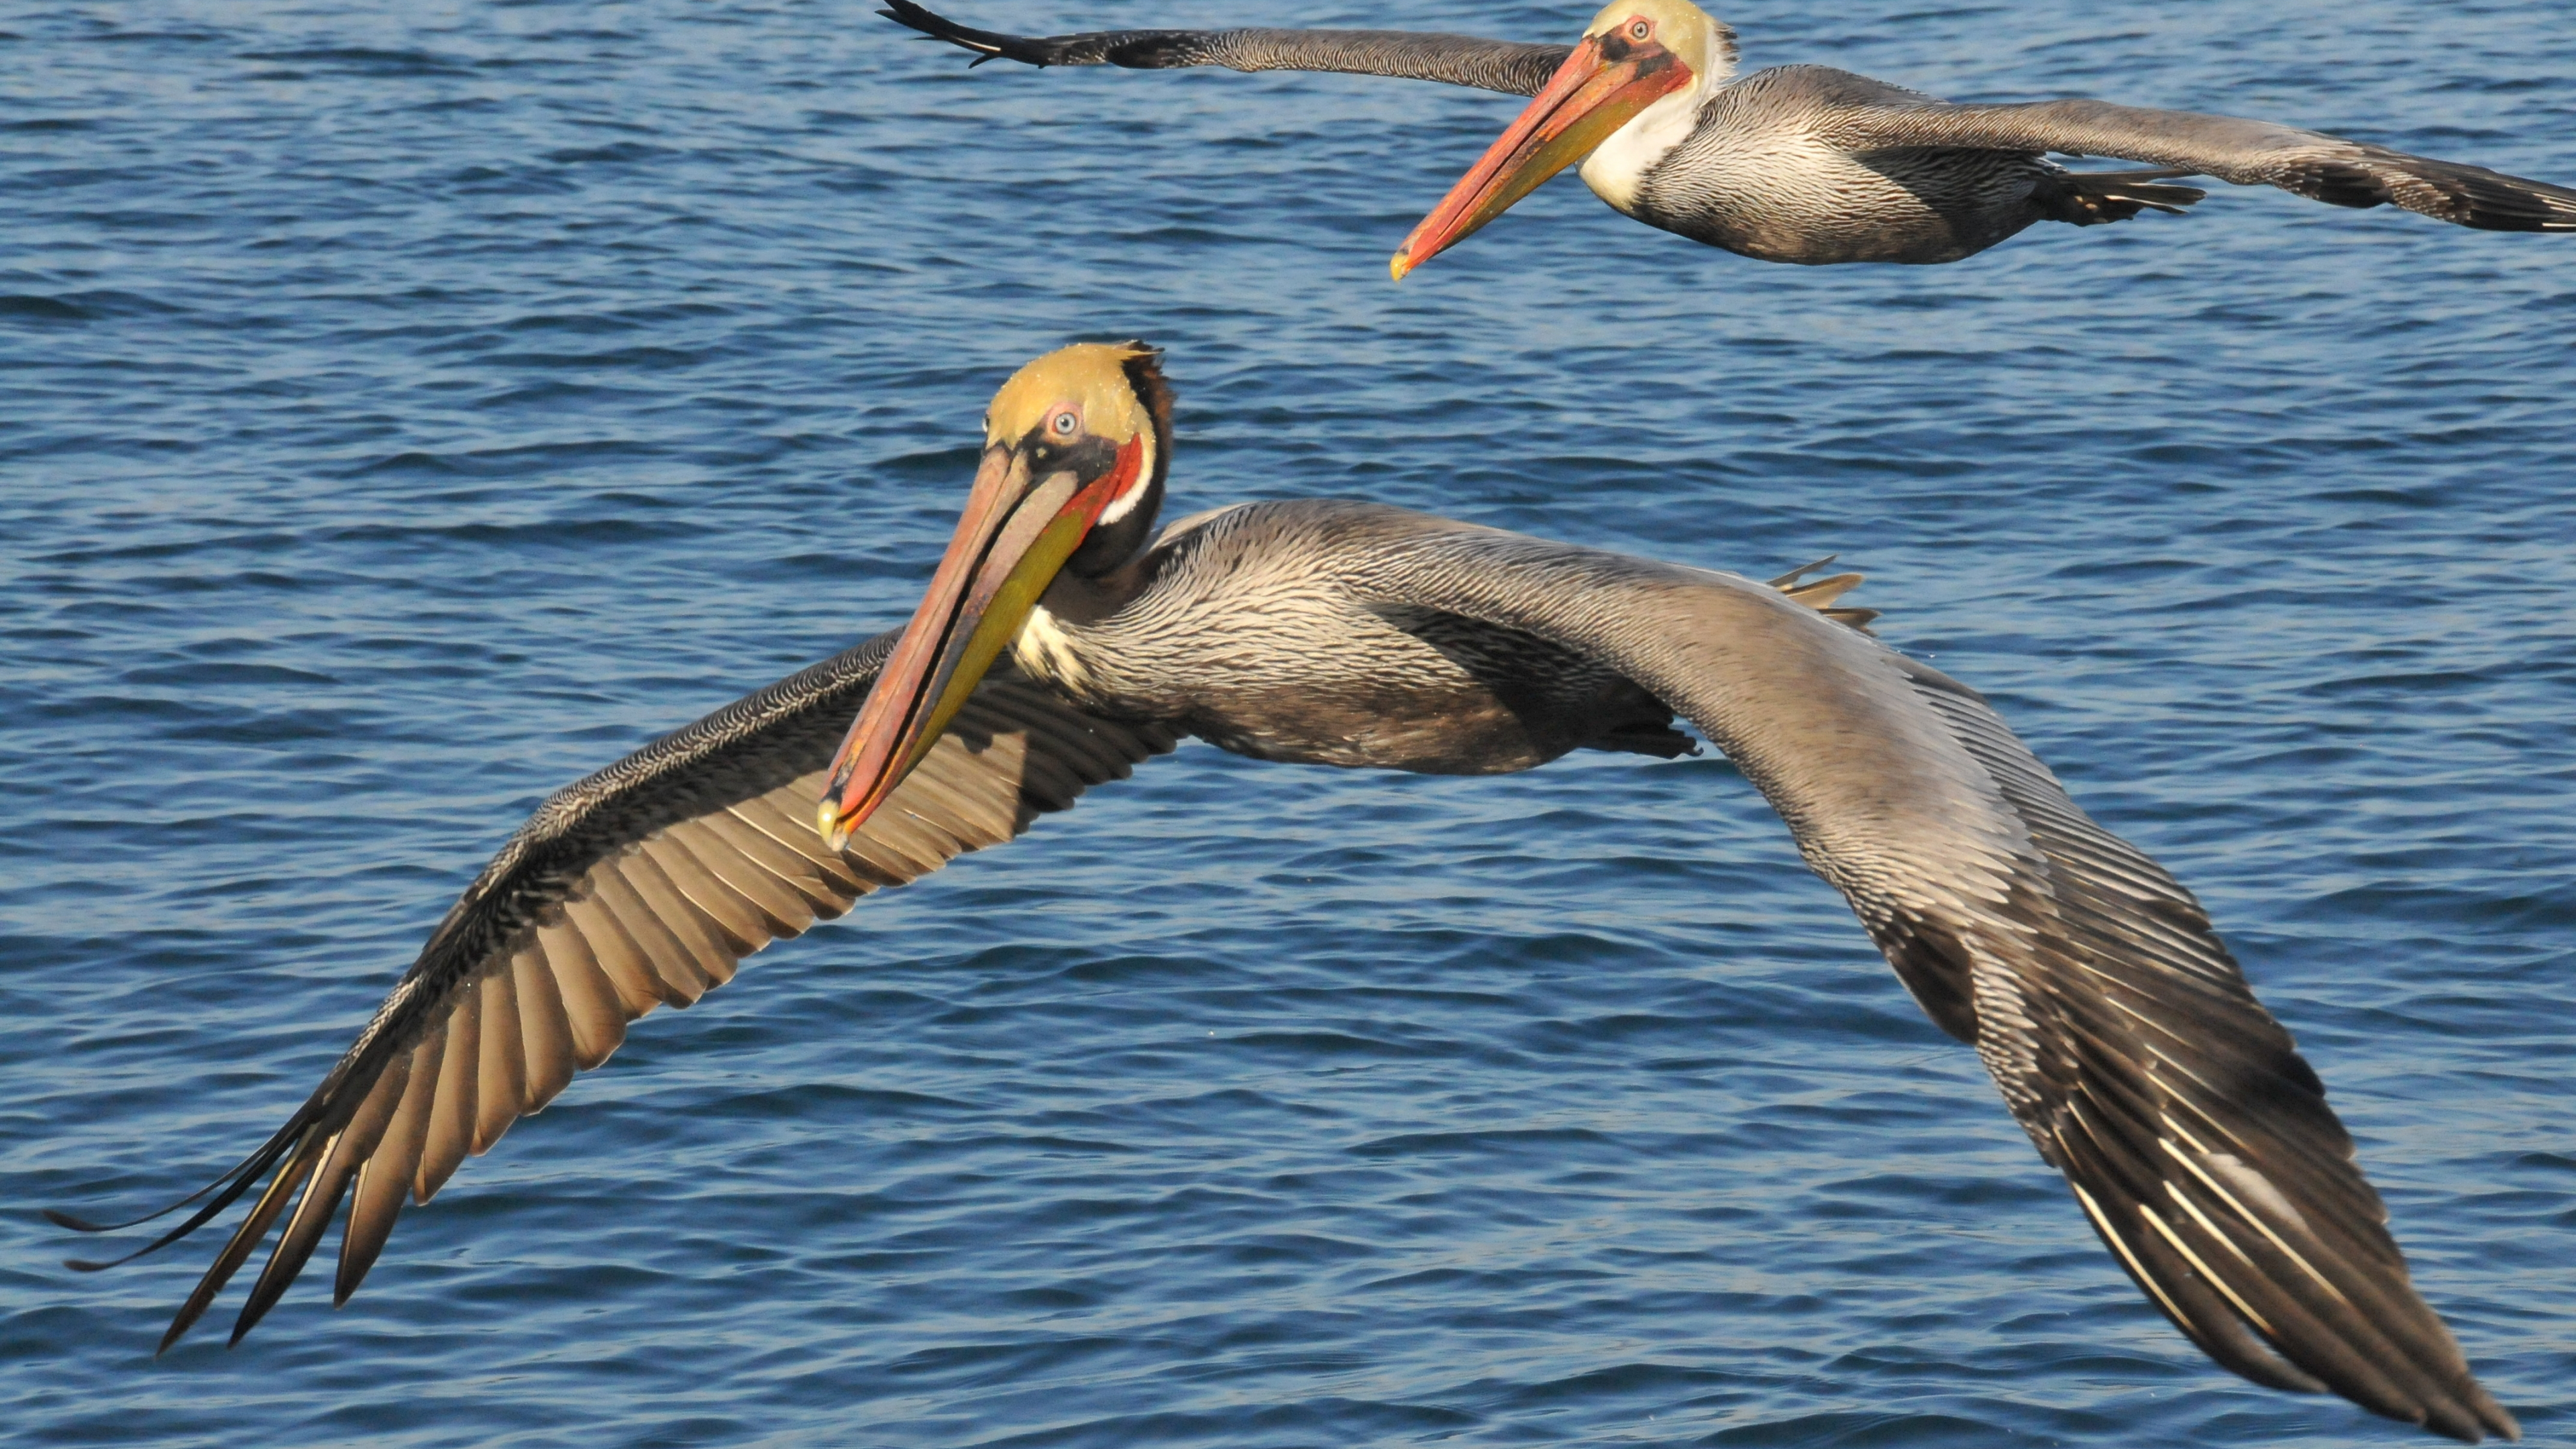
[
  {"left": 57, "top": 343, "right": 2516, "bottom": 1442},
  {"left": 879, "top": 0, "right": 2576, "bottom": 270}
]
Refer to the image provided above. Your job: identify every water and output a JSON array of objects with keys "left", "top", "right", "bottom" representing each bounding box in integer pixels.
[{"left": 3, "top": 0, "right": 2571, "bottom": 1443}]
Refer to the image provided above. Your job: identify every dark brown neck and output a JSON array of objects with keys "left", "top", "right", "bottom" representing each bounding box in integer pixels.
[{"left": 1038, "top": 552, "right": 1152, "bottom": 625}]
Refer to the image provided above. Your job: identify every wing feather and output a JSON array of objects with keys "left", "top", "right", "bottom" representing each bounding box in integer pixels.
[
  {"left": 704, "top": 806, "right": 859, "bottom": 907},
  {"left": 416, "top": 989, "right": 481, "bottom": 1203},
  {"left": 807, "top": 792, "right": 952, "bottom": 877},
  {"left": 510, "top": 943, "right": 580, "bottom": 1112},
  {"left": 1820, "top": 87, "right": 2576, "bottom": 233},
  {"left": 1333, "top": 508, "right": 2514, "bottom": 1442},
  {"left": 983, "top": 709, "right": 1089, "bottom": 810},
  {"left": 473, "top": 967, "right": 526, "bottom": 1150},
  {"left": 74, "top": 631, "right": 1178, "bottom": 1348},
  {"left": 637, "top": 834, "right": 771, "bottom": 947},
  {"left": 559, "top": 890, "right": 670, "bottom": 1016},
  {"left": 158, "top": 1129, "right": 327, "bottom": 1352},
  {"left": 730, "top": 792, "right": 879, "bottom": 893},
  {"left": 877, "top": 0, "right": 1574, "bottom": 97},
  {"left": 669, "top": 818, "right": 822, "bottom": 934},
  {"left": 621, "top": 851, "right": 742, "bottom": 983},
  {"left": 590, "top": 864, "right": 714, "bottom": 1004},
  {"left": 535, "top": 921, "right": 627, "bottom": 1069},
  {"left": 894, "top": 745, "right": 1022, "bottom": 845},
  {"left": 239, "top": 1130, "right": 350, "bottom": 1343},
  {"left": 337, "top": 1032, "right": 437, "bottom": 1301}
]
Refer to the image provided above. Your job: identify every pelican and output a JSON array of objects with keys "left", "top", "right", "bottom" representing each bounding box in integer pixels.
[
  {"left": 881, "top": 0, "right": 2576, "bottom": 270},
  {"left": 57, "top": 343, "right": 2516, "bottom": 1442}
]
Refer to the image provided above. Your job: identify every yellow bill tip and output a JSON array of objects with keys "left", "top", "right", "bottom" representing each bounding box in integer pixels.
[
  {"left": 1389, "top": 250, "right": 1415, "bottom": 283},
  {"left": 817, "top": 801, "right": 849, "bottom": 849}
]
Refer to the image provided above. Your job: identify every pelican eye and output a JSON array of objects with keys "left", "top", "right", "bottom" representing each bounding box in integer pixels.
[
  {"left": 1627, "top": 19, "right": 1651, "bottom": 40},
  {"left": 1049, "top": 410, "right": 1079, "bottom": 437}
]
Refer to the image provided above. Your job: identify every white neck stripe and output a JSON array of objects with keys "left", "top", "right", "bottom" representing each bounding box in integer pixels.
[{"left": 1095, "top": 437, "right": 1155, "bottom": 526}]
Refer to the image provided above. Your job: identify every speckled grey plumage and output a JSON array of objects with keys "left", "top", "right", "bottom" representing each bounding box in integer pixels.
[
  {"left": 1023, "top": 500, "right": 1698, "bottom": 771},
  {"left": 1630, "top": 66, "right": 2213, "bottom": 263}
]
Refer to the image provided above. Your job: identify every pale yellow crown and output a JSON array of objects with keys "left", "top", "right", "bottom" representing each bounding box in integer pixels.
[
  {"left": 985, "top": 341, "right": 1159, "bottom": 447},
  {"left": 1580, "top": 0, "right": 1737, "bottom": 79}
]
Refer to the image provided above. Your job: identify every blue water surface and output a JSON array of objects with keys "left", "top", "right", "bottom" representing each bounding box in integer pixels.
[{"left": 3, "top": 1, "right": 2571, "bottom": 1444}]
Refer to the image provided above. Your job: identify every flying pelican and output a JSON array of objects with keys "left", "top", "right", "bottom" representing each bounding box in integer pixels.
[
  {"left": 879, "top": 0, "right": 2576, "bottom": 271},
  {"left": 57, "top": 343, "right": 2515, "bottom": 1442}
]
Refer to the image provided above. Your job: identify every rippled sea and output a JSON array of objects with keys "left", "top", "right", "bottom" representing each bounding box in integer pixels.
[{"left": 5, "top": 1, "right": 2573, "bottom": 1444}]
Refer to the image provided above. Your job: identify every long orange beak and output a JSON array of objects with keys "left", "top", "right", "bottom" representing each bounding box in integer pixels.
[
  {"left": 1389, "top": 34, "right": 1693, "bottom": 280},
  {"left": 819, "top": 433, "right": 1144, "bottom": 847}
]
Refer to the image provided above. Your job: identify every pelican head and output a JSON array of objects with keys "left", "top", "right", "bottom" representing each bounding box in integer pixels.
[
  {"left": 1389, "top": 0, "right": 1734, "bottom": 280},
  {"left": 819, "top": 341, "right": 1173, "bottom": 847}
]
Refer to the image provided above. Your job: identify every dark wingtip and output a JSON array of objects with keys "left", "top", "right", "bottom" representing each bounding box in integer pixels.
[
  {"left": 879, "top": 0, "right": 934, "bottom": 30},
  {"left": 38, "top": 1132, "right": 297, "bottom": 1238},
  {"left": 227, "top": 1271, "right": 299, "bottom": 1347},
  {"left": 873, "top": 0, "right": 1022, "bottom": 66},
  {"left": 878, "top": 0, "right": 950, "bottom": 43}
]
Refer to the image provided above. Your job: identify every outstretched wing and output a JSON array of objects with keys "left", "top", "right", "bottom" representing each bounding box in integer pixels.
[
  {"left": 56, "top": 633, "right": 1177, "bottom": 1350},
  {"left": 879, "top": 0, "right": 1569, "bottom": 97},
  {"left": 1813, "top": 78, "right": 2576, "bottom": 232},
  {"left": 1332, "top": 508, "right": 2515, "bottom": 1444}
]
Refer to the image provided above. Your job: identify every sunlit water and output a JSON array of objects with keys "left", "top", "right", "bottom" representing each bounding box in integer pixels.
[{"left": 3, "top": 1, "right": 2571, "bottom": 1444}]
